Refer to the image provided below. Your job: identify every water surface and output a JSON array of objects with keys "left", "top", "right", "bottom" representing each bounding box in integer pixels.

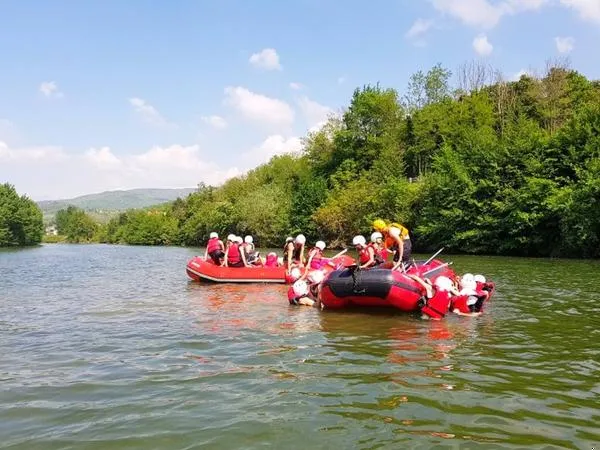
[{"left": 1, "top": 244, "right": 599, "bottom": 449}]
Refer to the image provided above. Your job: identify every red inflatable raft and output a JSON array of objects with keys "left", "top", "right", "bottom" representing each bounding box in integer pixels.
[
  {"left": 186, "top": 257, "right": 287, "bottom": 283},
  {"left": 319, "top": 268, "right": 429, "bottom": 311},
  {"left": 186, "top": 253, "right": 356, "bottom": 284}
]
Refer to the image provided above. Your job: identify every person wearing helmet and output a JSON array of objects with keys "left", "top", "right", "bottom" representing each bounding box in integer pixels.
[
  {"left": 223, "top": 234, "right": 249, "bottom": 268},
  {"left": 204, "top": 232, "right": 225, "bottom": 265},
  {"left": 353, "top": 235, "right": 375, "bottom": 269},
  {"left": 284, "top": 234, "right": 306, "bottom": 273},
  {"left": 306, "top": 240, "right": 327, "bottom": 269},
  {"left": 450, "top": 273, "right": 488, "bottom": 316},
  {"left": 420, "top": 275, "right": 458, "bottom": 320},
  {"left": 370, "top": 231, "right": 388, "bottom": 265},
  {"left": 372, "top": 219, "right": 412, "bottom": 270},
  {"left": 241, "top": 235, "right": 260, "bottom": 265},
  {"left": 287, "top": 279, "right": 316, "bottom": 307}
]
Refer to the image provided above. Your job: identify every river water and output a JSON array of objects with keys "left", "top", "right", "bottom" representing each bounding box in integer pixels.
[{"left": 1, "top": 244, "right": 599, "bottom": 449}]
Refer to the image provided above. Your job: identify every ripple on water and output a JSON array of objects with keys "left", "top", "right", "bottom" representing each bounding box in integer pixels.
[{"left": 1, "top": 246, "right": 599, "bottom": 449}]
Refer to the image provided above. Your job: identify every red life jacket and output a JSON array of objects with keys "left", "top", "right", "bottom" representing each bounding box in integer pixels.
[
  {"left": 451, "top": 292, "right": 486, "bottom": 314},
  {"left": 309, "top": 248, "right": 324, "bottom": 269},
  {"left": 359, "top": 246, "right": 372, "bottom": 265},
  {"left": 206, "top": 237, "right": 221, "bottom": 254},
  {"left": 265, "top": 253, "right": 278, "bottom": 267},
  {"left": 227, "top": 243, "right": 241, "bottom": 265},
  {"left": 421, "top": 290, "right": 452, "bottom": 320}
]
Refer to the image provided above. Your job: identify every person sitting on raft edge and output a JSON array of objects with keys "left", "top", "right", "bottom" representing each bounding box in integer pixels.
[
  {"left": 222, "top": 235, "right": 249, "bottom": 268},
  {"left": 204, "top": 232, "right": 225, "bottom": 265},
  {"left": 372, "top": 219, "right": 412, "bottom": 271},
  {"left": 353, "top": 234, "right": 385, "bottom": 269}
]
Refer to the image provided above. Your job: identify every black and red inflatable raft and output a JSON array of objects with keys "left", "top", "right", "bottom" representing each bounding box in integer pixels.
[{"left": 319, "top": 268, "right": 428, "bottom": 311}]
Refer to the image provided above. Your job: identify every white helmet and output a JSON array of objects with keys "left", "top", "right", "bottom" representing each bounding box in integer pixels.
[
  {"left": 295, "top": 234, "right": 306, "bottom": 245},
  {"left": 289, "top": 267, "right": 302, "bottom": 281},
  {"left": 293, "top": 279, "right": 309, "bottom": 297},
  {"left": 315, "top": 240, "right": 326, "bottom": 250},
  {"left": 474, "top": 274, "right": 486, "bottom": 283},
  {"left": 434, "top": 276, "right": 453, "bottom": 292},
  {"left": 308, "top": 270, "right": 325, "bottom": 284},
  {"left": 226, "top": 234, "right": 236, "bottom": 241},
  {"left": 461, "top": 273, "right": 475, "bottom": 288},
  {"left": 235, "top": 236, "right": 243, "bottom": 244},
  {"left": 285, "top": 236, "right": 293, "bottom": 243},
  {"left": 370, "top": 232, "right": 382, "bottom": 242},
  {"left": 352, "top": 235, "right": 366, "bottom": 246},
  {"left": 244, "top": 235, "right": 253, "bottom": 244},
  {"left": 209, "top": 232, "right": 218, "bottom": 239}
]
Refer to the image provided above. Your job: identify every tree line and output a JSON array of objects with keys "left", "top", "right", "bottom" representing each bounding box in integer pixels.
[
  {"left": 52, "top": 61, "right": 600, "bottom": 258},
  {"left": 0, "top": 183, "right": 44, "bottom": 247}
]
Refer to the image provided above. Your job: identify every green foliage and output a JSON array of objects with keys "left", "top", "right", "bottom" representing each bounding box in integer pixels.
[
  {"left": 40, "top": 62, "right": 600, "bottom": 258},
  {"left": 55, "top": 206, "right": 98, "bottom": 243},
  {"left": 0, "top": 183, "right": 44, "bottom": 246}
]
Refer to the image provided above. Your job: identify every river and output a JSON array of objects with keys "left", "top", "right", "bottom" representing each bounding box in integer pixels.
[{"left": 1, "top": 244, "right": 599, "bottom": 449}]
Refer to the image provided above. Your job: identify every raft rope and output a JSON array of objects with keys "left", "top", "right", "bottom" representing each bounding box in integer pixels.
[{"left": 350, "top": 265, "right": 366, "bottom": 294}]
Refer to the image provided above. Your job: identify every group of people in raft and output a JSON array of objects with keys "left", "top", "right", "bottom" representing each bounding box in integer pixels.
[{"left": 203, "top": 219, "right": 493, "bottom": 320}]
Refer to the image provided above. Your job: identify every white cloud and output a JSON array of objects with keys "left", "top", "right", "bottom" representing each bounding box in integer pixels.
[
  {"left": 555, "top": 36, "right": 575, "bottom": 53},
  {"left": 39, "top": 81, "right": 64, "bottom": 98},
  {"left": 337, "top": 76, "right": 346, "bottom": 84},
  {"left": 431, "top": 0, "right": 548, "bottom": 28},
  {"left": 128, "top": 97, "right": 175, "bottom": 129},
  {"left": 0, "top": 141, "right": 239, "bottom": 200},
  {"left": 473, "top": 34, "right": 494, "bottom": 56},
  {"left": 406, "top": 18, "right": 434, "bottom": 39},
  {"left": 242, "top": 135, "right": 302, "bottom": 167},
  {"left": 249, "top": 48, "right": 282, "bottom": 70},
  {"left": 560, "top": 0, "right": 600, "bottom": 23},
  {"left": 0, "top": 141, "right": 66, "bottom": 163},
  {"left": 289, "top": 82, "right": 303, "bottom": 90},
  {"left": 224, "top": 86, "right": 294, "bottom": 128},
  {"left": 201, "top": 115, "right": 228, "bottom": 129},
  {"left": 296, "top": 96, "right": 333, "bottom": 132}
]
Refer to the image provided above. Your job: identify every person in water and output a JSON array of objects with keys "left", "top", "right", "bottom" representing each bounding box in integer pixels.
[
  {"left": 450, "top": 273, "right": 487, "bottom": 316},
  {"left": 204, "top": 232, "right": 225, "bottom": 265},
  {"left": 372, "top": 219, "right": 412, "bottom": 270},
  {"left": 284, "top": 234, "right": 306, "bottom": 273},
  {"left": 223, "top": 235, "right": 249, "bottom": 268}
]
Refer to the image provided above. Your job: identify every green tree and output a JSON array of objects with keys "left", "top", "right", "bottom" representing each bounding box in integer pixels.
[{"left": 0, "top": 183, "right": 44, "bottom": 246}]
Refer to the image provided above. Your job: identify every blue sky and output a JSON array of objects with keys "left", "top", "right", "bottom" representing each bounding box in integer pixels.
[{"left": 1, "top": 0, "right": 599, "bottom": 200}]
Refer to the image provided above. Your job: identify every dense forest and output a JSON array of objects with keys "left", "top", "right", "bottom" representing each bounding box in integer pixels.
[
  {"left": 58, "top": 61, "right": 600, "bottom": 258},
  {"left": 0, "top": 183, "right": 44, "bottom": 247}
]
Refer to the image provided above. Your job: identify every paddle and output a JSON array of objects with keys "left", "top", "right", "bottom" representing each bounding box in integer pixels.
[
  {"left": 422, "top": 261, "right": 453, "bottom": 277},
  {"left": 423, "top": 247, "right": 445, "bottom": 266},
  {"left": 330, "top": 248, "right": 348, "bottom": 260}
]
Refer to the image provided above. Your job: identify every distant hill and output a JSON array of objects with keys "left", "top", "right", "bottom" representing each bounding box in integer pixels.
[{"left": 38, "top": 188, "right": 197, "bottom": 222}]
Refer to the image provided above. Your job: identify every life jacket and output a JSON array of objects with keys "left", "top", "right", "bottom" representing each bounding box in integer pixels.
[
  {"left": 206, "top": 237, "right": 221, "bottom": 254},
  {"left": 227, "top": 243, "right": 241, "bottom": 265},
  {"left": 265, "top": 252, "right": 278, "bottom": 267},
  {"left": 309, "top": 247, "right": 325, "bottom": 269},
  {"left": 451, "top": 292, "right": 486, "bottom": 314},
  {"left": 421, "top": 290, "right": 452, "bottom": 320},
  {"left": 358, "top": 246, "right": 372, "bottom": 265},
  {"left": 390, "top": 222, "right": 410, "bottom": 240},
  {"left": 287, "top": 287, "right": 307, "bottom": 305},
  {"left": 242, "top": 242, "right": 254, "bottom": 257},
  {"left": 369, "top": 243, "right": 386, "bottom": 264},
  {"left": 384, "top": 223, "right": 410, "bottom": 249}
]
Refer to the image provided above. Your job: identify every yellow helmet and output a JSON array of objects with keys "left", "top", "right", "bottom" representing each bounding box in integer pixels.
[{"left": 373, "top": 219, "right": 387, "bottom": 232}]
